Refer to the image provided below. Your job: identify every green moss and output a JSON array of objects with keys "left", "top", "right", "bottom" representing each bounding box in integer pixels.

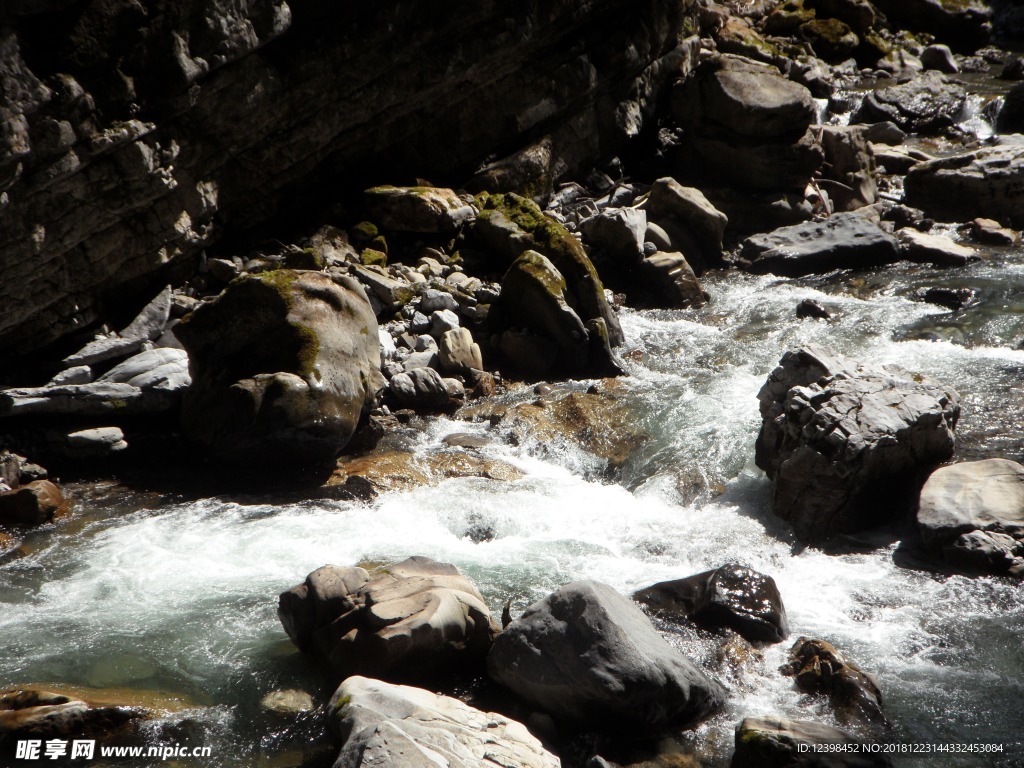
[
  {"left": 333, "top": 695, "right": 352, "bottom": 711},
  {"left": 368, "top": 235, "right": 388, "bottom": 255},
  {"left": 254, "top": 271, "right": 320, "bottom": 378},
  {"left": 350, "top": 221, "right": 379, "bottom": 244},
  {"left": 360, "top": 248, "right": 387, "bottom": 267}
]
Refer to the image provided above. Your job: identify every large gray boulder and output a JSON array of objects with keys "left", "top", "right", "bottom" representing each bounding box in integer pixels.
[
  {"left": 917, "top": 459, "right": 1024, "bottom": 577},
  {"left": 278, "top": 557, "right": 498, "bottom": 682},
  {"left": 756, "top": 346, "right": 959, "bottom": 543},
  {"left": 363, "top": 186, "right": 474, "bottom": 233},
  {"left": 740, "top": 212, "right": 899, "bottom": 277},
  {"left": 174, "top": 270, "right": 384, "bottom": 464},
  {"left": 487, "top": 580, "right": 725, "bottom": 733},
  {"left": 634, "top": 564, "right": 788, "bottom": 644},
  {"left": 328, "top": 676, "right": 560, "bottom": 768},
  {"left": 852, "top": 72, "right": 967, "bottom": 135},
  {"left": 904, "top": 140, "right": 1024, "bottom": 229}
]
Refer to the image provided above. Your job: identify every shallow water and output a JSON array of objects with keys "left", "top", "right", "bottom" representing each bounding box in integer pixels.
[{"left": 3, "top": 248, "right": 1024, "bottom": 767}]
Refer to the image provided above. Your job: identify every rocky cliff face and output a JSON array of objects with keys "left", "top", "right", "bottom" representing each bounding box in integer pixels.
[{"left": 0, "top": 0, "right": 693, "bottom": 358}]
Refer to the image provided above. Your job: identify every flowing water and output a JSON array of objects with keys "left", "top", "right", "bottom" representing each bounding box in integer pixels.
[{"left": 3, "top": 247, "right": 1024, "bottom": 766}]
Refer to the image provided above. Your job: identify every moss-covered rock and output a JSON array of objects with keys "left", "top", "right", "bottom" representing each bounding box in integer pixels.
[
  {"left": 359, "top": 248, "right": 387, "bottom": 267},
  {"left": 764, "top": 1, "right": 816, "bottom": 36},
  {"left": 364, "top": 185, "right": 474, "bottom": 233},
  {"left": 801, "top": 18, "right": 860, "bottom": 62},
  {"left": 175, "top": 270, "right": 385, "bottom": 465}
]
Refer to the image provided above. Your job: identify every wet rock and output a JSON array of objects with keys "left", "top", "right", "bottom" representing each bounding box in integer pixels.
[
  {"left": 904, "top": 141, "right": 1024, "bottom": 229},
  {"left": 0, "top": 688, "right": 145, "bottom": 741},
  {"left": 645, "top": 177, "right": 728, "bottom": 269},
  {"left": 966, "top": 218, "right": 1019, "bottom": 246},
  {"left": 260, "top": 689, "right": 315, "bottom": 718},
  {"left": 997, "top": 82, "right": 1024, "bottom": 134},
  {"left": 1001, "top": 57, "right": 1024, "bottom": 81},
  {"left": 862, "top": 121, "right": 906, "bottom": 146},
  {"left": 363, "top": 186, "right": 473, "bottom": 233},
  {"left": 175, "top": 270, "right": 384, "bottom": 465},
  {"left": 896, "top": 228, "right": 976, "bottom": 267},
  {"left": 328, "top": 676, "right": 560, "bottom": 768},
  {"left": 755, "top": 345, "right": 959, "bottom": 543},
  {"left": 740, "top": 212, "right": 900, "bottom": 277},
  {"left": 487, "top": 580, "right": 726, "bottom": 733},
  {"left": 0, "top": 480, "right": 68, "bottom": 526},
  {"left": 917, "top": 459, "right": 1024, "bottom": 577},
  {"left": 851, "top": 72, "right": 967, "bottom": 135},
  {"left": 389, "top": 367, "right": 453, "bottom": 411},
  {"left": 637, "top": 252, "right": 708, "bottom": 309},
  {"left": 921, "top": 44, "right": 958, "bottom": 73},
  {"left": 467, "top": 385, "right": 647, "bottom": 472},
  {"left": 634, "top": 564, "right": 789, "bottom": 643},
  {"left": 781, "top": 637, "right": 885, "bottom": 724},
  {"left": 915, "top": 287, "right": 973, "bottom": 310},
  {"left": 732, "top": 717, "right": 893, "bottom": 768},
  {"left": 325, "top": 448, "right": 523, "bottom": 499},
  {"left": 796, "top": 299, "right": 831, "bottom": 319},
  {"left": 278, "top": 557, "right": 498, "bottom": 682}
]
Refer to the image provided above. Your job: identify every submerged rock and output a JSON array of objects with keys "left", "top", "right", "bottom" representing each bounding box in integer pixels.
[
  {"left": 635, "top": 564, "right": 789, "bottom": 644},
  {"left": 852, "top": 72, "right": 967, "bottom": 135},
  {"left": 175, "top": 270, "right": 384, "bottom": 465},
  {"left": 0, "top": 480, "right": 69, "bottom": 527},
  {"left": 0, "top": 687, "right": 166, "bottom": 741},
  {"left": 917, "top": 459, "right": 1024, "bottom": 577},
  {"left": 781, "top": 637, "right": 885, "bottom": 724},
  {"left": 740, "top": 212, "right": 899, "bottom": 277},
  {"left": 487, "top": 580, "right": 726, "bottom": 733},
  {"left": 278, "top": 557, "right": 498, "bottom": 683},
  {"left": 328, "top": 676, "right": 560, "bottom": 768},
  {"left": 732, "top": 717, "right": 893, "bottom": 768},
  {"left": 755, "top": 345, "right": 959, "bottom": 543}
]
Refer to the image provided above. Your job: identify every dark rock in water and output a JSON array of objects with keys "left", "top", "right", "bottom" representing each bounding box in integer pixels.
[
  {"left": 637, "top": 252, "right": 709, "bottom": 309},
  {"left": 781, "top": 637, "right": 885, "bottom": 724},
  {"left": 869, "top": 0, "right": 991, "bottom": 53},
  {"left": 862, "top": 121, "right": 906, "bottom": 146},
  {"left": 852, "top": 72, "right": 967, "bottom": 135},
  {"left": 740, "top": 212, "right": 899, "bottom": 277},
  {"left": 732, "top": 717, "right": 893, "bottom": 768},
  {"left": 997, "top": 82, "right": 1024, "bottom": 135},
  {"left": 487, "top": 580, "right": 726, "bottom": 733},
  {"left": 646, "top": 177, "right": 728, "bottom": 271},
  {"left": 914, "top": 287, "right": 974, "bottom": 310},
  {"left": 966, "top": 217, "right": 1019, "bottom": 246},
  {"left": 0, "top": 688, "right": 145, "bottom": 741},
  {"left": 327, "top": 676, "right": 560, "bottom": 768},
  {"left": 756, "top": 345, "right": 959, "bottom": 543},
  {"left": 920, "top": 44, "right": 958, "bottom": 73},
  {"left": 0, "top": 0, "right": 690, "bottom": 356},
  {"left": 580, "top": 207, "right": 648, "bottom": 266},
  {"left": 0, "top": 480, "right": 69, "bottom": 527},
  {"left": 634, "top": 563, "right": 789, "bottom": 644},
  {"left": 278, "top": 557, "right": 498, "bottom": 683},
  {"left": 175, "top": 270, "right": 384, "bottom": 465},
  {"left": 818, "top": 125, "right": 877, "bottom": 212},
  {"left": 796, "top": 299, "right": 831, "bottom": 320},
  {"left": 917, "top": 459, "right": 1024, "bottom": 577},
  {"left": 1001, "top": 57, "right": 1024, "bottom": 81},
  {"left": 904, "top": 141, "right": 1024, "bottom": 229}
]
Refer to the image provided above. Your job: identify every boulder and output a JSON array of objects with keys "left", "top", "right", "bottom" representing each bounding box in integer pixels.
[
  {"left": 796, "top": 298, "right": 831, "bottom": 319},
  {"left": 95, "top": 347, "right": 190, "bottom": 390},
  {"left": 61, "top": 427, "right": 129, "bottom": 459},
  {"left": 438, "top": 327, "right": 483, "bottom": 376},
  {"left": 915, "top": 287, "right": 973, "bottom": 311},
  {"left": 896, "top": 228, "right": 976, "bottom": 267},
  {"left": 363, "top": 186, "right": 474, "bottom": 233},
  {"left": 740, "top": 212, "right": 899, "bottom": 277},
  {"left": 260, "top": 689, "right": 314, "bottom": 718},
  {"left": 818, "top": 125, "right": 877, "bottom": 212},
  {"left": 800, "top": 18, "right": 859, "bottom": 62},
  {"left": 851, "top": 72, "right": 967, "bottom": 135},
  {"left": 755, "top": 345, "right": 959, "bottom": 542},
  {"left": 781, "top": 637, "right": 885, "bottom": 724},
  {"left": 637, "top": 252, "right": 708, "bottom": 309},
  {"left": 645, "top": 177, "right": 728, "bottom": 267},
  {"left": 580, "top": 207, "right": 647, "bottom": 265},
  {"left": 328, "top": 676, "right": 560, "bottom": 768},
  {"left": 996, "top": 82, "right": 1024, "bottom": 135},
  {"left": 0, "top": 381, "right": 181, "bottom": 418},
  {"left": 487, "top": 580, "right": 725, "bottom": 732},
  {"left": 278, "top": 557, "right": 498, "bottom": 682},
  {"left": 477, "top": 193, "right": 623, "bottom": 347},
  {"left": 904, "top": 141, "right": 1024, "bottom": 229},
  {"left": 61, "top": 287, "right": 172, "bottom": 369},
  {"left": 917, "top": 459, "right": 1024, "bottom": 576},
  {"left": 389, "top": 367, "right": 453, "bottom": 411},
  {"left": 806, "top": 0, "right": 877, "bottom": 36},
  {"left": 920, "top": 44, "right": 958, "bottom": 74},
  {"left": 732, "top": 717, "right": 893, "bottom": 768},
  {"left": 175, "top": 270, "right": 384, "bottom": 465},
  {"left": 966, "top": 218, "right": 1019, "bottom": 247},
  {"left": 0, "top": 480, "right": 68, "bottom": 526},
  {"left": 634, "top": 564, "right": 788, "bottom": 643},
  {"left": 0, "top": 688, "right": 144, "bottom": 741}
]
